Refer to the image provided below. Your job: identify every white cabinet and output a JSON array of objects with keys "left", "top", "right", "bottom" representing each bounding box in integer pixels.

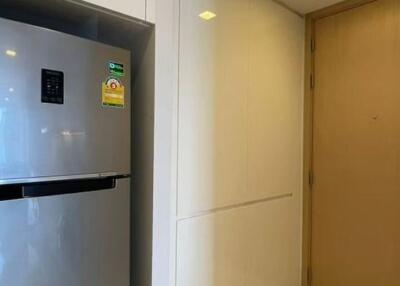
[
  {"left": 82, "top": 0, "right": 146, "bottom": 21},
  {"left": 177, "top": 196, "right": 301, "bottom": 286},
  {"left": 176, "top": 0, "right": 304, "bottom": 285},
  {"left": 178, "top": 0, "right": 304, "bottom": 216}
]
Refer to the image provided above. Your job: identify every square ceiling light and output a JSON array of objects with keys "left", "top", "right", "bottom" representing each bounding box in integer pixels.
[{"left": 199, "top": 10, "right": 217, "bottom": 21}]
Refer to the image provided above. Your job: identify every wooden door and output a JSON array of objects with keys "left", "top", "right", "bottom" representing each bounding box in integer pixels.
[{"left": 312, "top": 1, "right": 400, "bottom": 285}]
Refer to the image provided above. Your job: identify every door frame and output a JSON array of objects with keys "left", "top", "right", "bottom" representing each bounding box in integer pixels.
[{"left": 302, "top": 1, "right": 377, "bottom": 285}]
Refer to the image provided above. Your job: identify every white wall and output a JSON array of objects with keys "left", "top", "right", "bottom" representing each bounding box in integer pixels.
[
  {"left": 175, "top": 0, "right": 305, "bottom": 285},
  {"left": 152, "top": 0, "right": 179, "bottom": 286},
  {"left": 81, "top": 0, "right": 146, "bottom": 20}
]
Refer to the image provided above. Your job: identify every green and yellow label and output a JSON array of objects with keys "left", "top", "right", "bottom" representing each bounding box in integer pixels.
[
  {"left": 109, "top": 62, "right": 124, "bottom": 77},
  {"left": 102, "top": 77, "right": 125, "bottom": 108}
]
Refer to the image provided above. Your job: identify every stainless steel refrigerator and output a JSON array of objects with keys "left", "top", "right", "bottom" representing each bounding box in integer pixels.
[{"left": 0, "top": 17, "right": 131, "bottom": 286}]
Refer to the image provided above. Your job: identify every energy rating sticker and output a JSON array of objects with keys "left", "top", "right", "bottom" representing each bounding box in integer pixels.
[
  {"left": 109, "top": 62, "right": 124, "bottom": 77},
  {"left": 102, "top": 77, "right": 125, "bottom": 108}
]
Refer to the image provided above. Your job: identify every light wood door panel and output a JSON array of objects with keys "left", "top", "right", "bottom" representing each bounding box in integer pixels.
[
  {"left": 312, "top": 1, "right": 400, "bottom": 285},
  {"left": 176, "top": 197, "right": 301, "bottom": 286},
  {"left": 178, "top": 0, "right": 304, "bottom": 216}
]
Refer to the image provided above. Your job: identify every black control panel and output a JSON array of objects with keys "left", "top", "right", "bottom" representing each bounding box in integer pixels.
[{"left": 41, "top": 69, "right": 64, "bottom": 104}]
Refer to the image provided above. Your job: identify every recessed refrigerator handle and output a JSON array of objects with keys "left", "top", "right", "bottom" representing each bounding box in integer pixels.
[{"left": 0, "top": 177, "right": 118, "bottom": 201}]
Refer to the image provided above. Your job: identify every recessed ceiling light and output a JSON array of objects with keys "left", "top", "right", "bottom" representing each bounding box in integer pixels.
[
  {"left": 5, "top": 50, "right": 16, "bottom": 57},
  {"left": 199, "top": 11, "right": 217, "bottom": 21}
]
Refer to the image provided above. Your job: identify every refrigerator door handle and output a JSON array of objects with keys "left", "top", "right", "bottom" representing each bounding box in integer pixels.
[{"left": 0, "top": 177, "right": 119, "bottom": 201}]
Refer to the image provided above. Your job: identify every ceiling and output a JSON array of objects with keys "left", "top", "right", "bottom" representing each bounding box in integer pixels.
[{"left": 281, "top": 0, "right": 344, "bottom": 14}]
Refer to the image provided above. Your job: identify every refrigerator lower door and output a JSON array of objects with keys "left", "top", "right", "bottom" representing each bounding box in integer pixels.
[{"left": 0, "top": 178, "right": 130, "bottom": 286}]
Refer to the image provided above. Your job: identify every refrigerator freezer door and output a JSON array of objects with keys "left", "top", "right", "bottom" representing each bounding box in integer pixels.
[
  {"left": 0, "top": 178, "right": 130, "bottom": 286},
  {"left": 0, "top": 18, "right": 131, "bottom": 182}
]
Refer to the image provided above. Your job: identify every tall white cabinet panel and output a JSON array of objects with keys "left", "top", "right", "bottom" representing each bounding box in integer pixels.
[
  {"left": 178, "top": 0, "right": 250, "bottom": 216},
  {"left": 247, "top": 0, "right": 304, "bottom": 207},
  {"left": 177, "top": 196, "right": 301, "bottom": 286},
  {"left": 178, "top": 0, "right": 304, "bottom": 216},
  {"left": 82, "top": 0, "right": 146, "bottom": 20}
]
